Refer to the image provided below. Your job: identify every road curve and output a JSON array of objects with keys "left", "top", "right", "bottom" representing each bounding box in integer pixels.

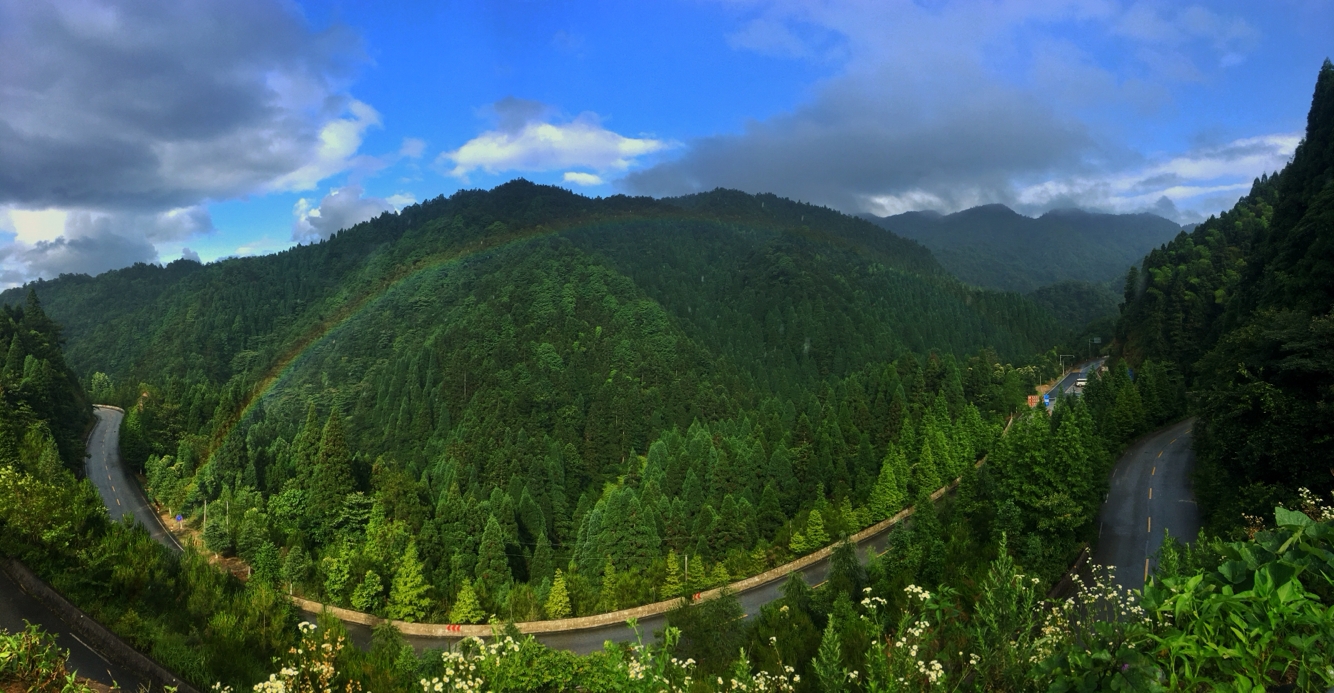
[
  {"left": 92, "top": 397, "right": 962, "bottom": 654},
  {"left": 0, "top": 407, "right": 147, "bottom": 689},
  {"left": 1090, "top": 418, "right": 1200, "bottom": 593},
  {"left": 0, "top": 563, "right": 142, "bottom": 688},
  {"left": 87, "top": 406, "right": 182, "bottom": 552}
]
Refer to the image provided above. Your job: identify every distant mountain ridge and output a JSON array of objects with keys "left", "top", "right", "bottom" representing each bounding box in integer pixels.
[{"left": 861, "top": 204, "right": 1184, "bottom": 293}]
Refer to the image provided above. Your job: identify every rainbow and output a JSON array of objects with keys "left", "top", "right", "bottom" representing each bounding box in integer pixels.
[
  {"left": 205, "top": 221, "right": 564, "bottom": 456},
  {"left": 203, "top": 206, "right": 823, "bottom": 457}
]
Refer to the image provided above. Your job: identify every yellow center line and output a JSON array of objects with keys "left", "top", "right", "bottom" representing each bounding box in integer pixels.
[
  {"left": 1157, "top": 451, "right": 1163, "bottom": 458},
  {"left": 1170, "top": 438, "right": 1177, "bottom": 444},
  {"left": 1152, "top": 466, "right": 1156, "bottom": 475},
  {"left": 1148, "top": 516, "right": 1152, "bottom": 533},
  {"left": 1149, "top": 487, "right": 1153, "bottom": 499},
  {"left": 1144, "top": 557, "right": 1150, "bottom": 582}
]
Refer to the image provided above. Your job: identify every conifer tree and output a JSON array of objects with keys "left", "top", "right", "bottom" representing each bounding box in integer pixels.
[
  {"left": 684, "top": 553, "right": 705, "bottom": 593},
  {"left": 252, "top": 542, "right": 281, "bottom": 585},
  {"left": 756, "top": 481, "right": 785, "bottom": 537},
  {"left": 3, "top": 334, "right": 22, "bottom": 382},
  {"left": 282, "top": 544, "right": 311, "bottom": 591},
  {"left": 291, "top": 402, "right": 321, "bottom": 484},
  {"left": 351, "top": 570, "right": 384, "bottom": 614},
  {"left": 814, "top": 617, "right": 849, "bottom": 693},
  {"left": 388, "top": 540, "right": 433, "bottom": 622},
  {"left": 545, "top": 570, "right": 572, "bottom": 619},
  {"left": 309, "top": 411, "right": 354, "bottom": 538},
  {"left": 322, "top": 542, "right": 352, "bottom": 601},
  {"left": 913, "top": 437, "right": 941, "bottom": 495},
  {"left": 662, "top": 549, "right": 683, "bottom": 598},
  {"left": 708, "top": 562, "right": 730, "bottom": 588},
  {"left": 475, "top": 514, "right": 511, "bottom": 596},
  {"left": 530, "top": 531, "right": 554, "bottom": 582},
  {"left": 791, "top": 509, "right": 830, "bottom": 554},
  {"left": 597, "top": 560, "right": 619, "bottom": 612},
  {"left": 450, "top": 579, "right": 485, "bottom": 624},
  {"left": 868, "top": 446, "right": 907, "bottom": 521}
]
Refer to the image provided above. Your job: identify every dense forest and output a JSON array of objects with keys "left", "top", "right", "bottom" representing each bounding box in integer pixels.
[
  {"left": 1115, "top": 58, "right": 1334, "bottom": 533},
  {"left": 0, "top": 294, "right": 288, "bottom": 684},
  {"left": 3, "top": 184, "right": 1078, "bottom": 624},
  {"left": 4, "top": 61, "right": 1333, "bottom": 693},
  {"left": 862, "top": 205, "right": 1182, "bottom": 294}
]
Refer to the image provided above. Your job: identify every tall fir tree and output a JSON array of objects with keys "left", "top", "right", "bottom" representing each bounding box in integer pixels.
[
  {"left": 387, "top": 540, "right": 433, "bottom": 622},
  {"left": 868, "top": 446, "right": 907, "bottom": 521},
  {"left": 309, "top": 410, "right": 354, "bottom": 537},
  {"left": 662, "top": 549, "right": 683, "bottom": 598},
  {"left": 530, "top": 531, "right": 554, "bottom": 583},
  {"left": 544, "top": 569, "right": 572, "bottom": 619},
  {"left": 449, "top": 578, "right": 485, "bottom": 624},
  {"left": 913, "top": 436, "right": 941, "bottom": 496},
  {"left": 475, "top": 514, "right": 512, "bottom": 596}
]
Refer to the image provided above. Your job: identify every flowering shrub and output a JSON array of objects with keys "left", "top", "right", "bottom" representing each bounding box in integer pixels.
[
  {"left": 0, "top": 623, "right": 99, "bottom": 693},
  {"left": 226, "top": 622, "right": 360, "bottom": 693}
]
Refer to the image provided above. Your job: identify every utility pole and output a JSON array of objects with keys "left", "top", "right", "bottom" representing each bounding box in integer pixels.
[{"left": 1059, "top": 354, "right": 1075, "bottom": 374}]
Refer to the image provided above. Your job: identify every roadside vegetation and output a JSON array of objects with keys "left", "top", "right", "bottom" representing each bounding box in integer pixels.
[{"left": 1, "top": 56, "right": 1331, "bottom": 693}]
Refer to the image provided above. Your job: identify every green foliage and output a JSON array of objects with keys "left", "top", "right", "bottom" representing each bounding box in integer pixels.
[
  {"left": 351, "top": 570, "right": 385, "bottom": 615},
  {"left": 387, "top": 541, "right": 432, "bottom": 622},
  {"left": 475, "top": 515, "right": 512, "bottom": 598},
  {"left": 544, "top": 570, "right": 572, "bottom": 620},
  {"left": 449, "top": 579, "right": 485, "bottom": 624},
  {"left": 1137, "top": 507, "right": 1334, "bottom": 690},
  {"left": 865, "top": 205, "right": 1182, "bottom": 293},
  {"left": 0, "top": 623, "right": 98, "bottom": 693},
  {"left": 1114, "top": 61, "right": 1334, "bottom": 532}
]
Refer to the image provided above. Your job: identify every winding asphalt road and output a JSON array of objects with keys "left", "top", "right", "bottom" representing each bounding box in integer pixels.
[
  {"left": 78, "top": 401, "right": 1200, "bottom": 654},
  {"left": 87, "top": 406, "right": 182, "bottom": 551},
  {"left": 1089, "top": 418, "right": 1200, "bottom": 592},
  {"left": 0, "top": 407, "right": 147, "bottom": 689},
  {"left": 0, "top": 566, "right": 141, "bottom": 688}
]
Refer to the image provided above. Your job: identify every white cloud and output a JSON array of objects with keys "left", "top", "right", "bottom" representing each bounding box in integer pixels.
[
  {"left": 0, "top": 204, "right": 216, "bottom": 285},
  {"left": 292, "top": 184, "right": 414, "bottom": 242},
  {"left": 5, "top": 209, "right": 69, "bottom": 244},
  {"left": 268, "top": 101, "right": 382, "bottom": 192},
  {"left": 399, "top": 138, "right": 427, "bottom": 158},
  {"left": 0, "top": 0, "right": 377, "bottom": 281},
  {"left": 1010, "top": 132, "right": 1297, "bottom": 221},
  {"left": 563, "top": 172, "right": 605, "bottom": 186},
  {"left": 180, "top": 247, "right": 202, "bottom": 263},
  {"left": 727, "top": 17, "right": 815, "bottom": 58},
  {"left": 440, "top": 100, "right": 670, "bottom": 180}
]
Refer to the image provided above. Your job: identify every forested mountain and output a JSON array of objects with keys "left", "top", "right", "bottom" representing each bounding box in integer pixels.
[
  {"left": 862, "top": 204, "right": 1182, "bottom": 294},
  {"left": 1027, "top": 280, "right": 1120, "bottom": 328},
  {"left": 1116, "top": 59, "right": 1334, "bottom": 530},
  {"left": 0, "top": 291, "right": 89, "bottom": 472},
  {"left": 2, "top": 183, "right": 1075, "bottom": 622}
]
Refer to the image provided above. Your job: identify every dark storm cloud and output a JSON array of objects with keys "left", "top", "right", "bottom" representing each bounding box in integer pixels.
[
  {"left": 17, "top": 231, "right": 159, "bottom": 278},
  {"left": 0, "top": 0, "right": 366, "bottom": 211},
  {"left": 621, "top": 74, "right": 1096, "bottom": 213}
]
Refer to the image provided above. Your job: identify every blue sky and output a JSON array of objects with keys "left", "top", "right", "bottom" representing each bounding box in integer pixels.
[{"left": 0, "top": 0, "right": 1329, "bottom": 283}]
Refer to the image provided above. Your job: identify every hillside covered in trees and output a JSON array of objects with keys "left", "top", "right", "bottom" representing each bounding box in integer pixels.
[
  {"left": 863, "top": 205, "right": 1182, "bottom": 294},
  {"left": 2, "top": 184, "right": 1079, "bottom": 623},
  {"left": 1115, "top": 59, "right": 1334, "bottom": 532}
]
